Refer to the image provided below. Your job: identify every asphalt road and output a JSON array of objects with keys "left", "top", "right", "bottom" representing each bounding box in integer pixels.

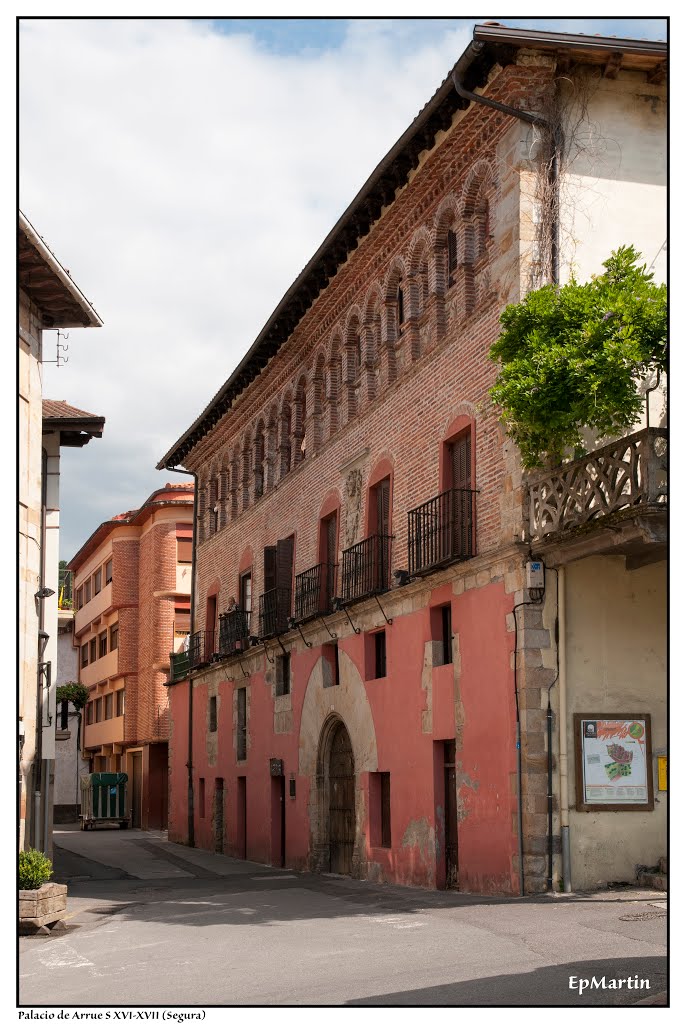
[{"left": 18, "top": 826, "right": 668, "bottom": 1007}]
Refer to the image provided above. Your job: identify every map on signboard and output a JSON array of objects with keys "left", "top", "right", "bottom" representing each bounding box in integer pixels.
[{"left": 580, "top": 718, "right": 649, "bottom": 805}]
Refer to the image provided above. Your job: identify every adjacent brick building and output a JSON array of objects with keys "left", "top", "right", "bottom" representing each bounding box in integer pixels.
[
  {"left": 159, "top": 25, "right": 666, "bottom": 892},
  {"left": 68, "top": 483, "right": 194, "bottom": 829}
]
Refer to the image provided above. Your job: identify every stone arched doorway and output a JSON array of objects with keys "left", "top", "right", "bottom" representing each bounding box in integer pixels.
[{"left": 328, "top": 721, "right": 355, "bottom": 874}]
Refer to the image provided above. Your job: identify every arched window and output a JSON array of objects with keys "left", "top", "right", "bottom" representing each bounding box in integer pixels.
[
  {"left": 294, "top": 377, "right": 307, "bottom": 464},
  {"left": 253, "top": 421, "right": 265, "bottom": 499},
  {"left": 241, "top": 436, "right": 251, "bottom": 510},
  {"left": 279, "top": 397, "right": 292, "bottom": 478}
]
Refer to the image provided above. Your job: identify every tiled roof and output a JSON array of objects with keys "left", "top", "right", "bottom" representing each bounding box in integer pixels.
[{"left": 42, "top": 399, "right": 104, "bottom": 422}]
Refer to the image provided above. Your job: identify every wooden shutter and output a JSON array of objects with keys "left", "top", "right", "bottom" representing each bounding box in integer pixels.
[
  {"left": 276, "top": 536, "right": 294, "bottom": 618},
  {"left": 450, "top": 434, "right": 472, "bottom": 490},
  {"left": 376, "top": 479, "right": 390, "bottom": 536},
  {"left": 263, "top": 546, "right": 277, "bottom": 593}
]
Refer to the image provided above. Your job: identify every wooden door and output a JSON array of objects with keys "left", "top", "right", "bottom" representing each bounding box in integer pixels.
[
  {"left": 237, "top": 777, "right": 247, "bottom": 859},
  {"left": 214, "top": 778, "right": 224, "bottom": 854},
  {"left": 444, "top": 740, "right": 459, "bottom": 888},
  {"left": 375, "top": 479, "right": 390, "bottom": 590},
  {"left": 129, "top": 752, "right": 142, "bottom": 829},
  {"left": 329, "top": 723, "right": 355, "bottom": 875},
  {"left": 323, "top": 514, "right": 337, "bottom": 611}
]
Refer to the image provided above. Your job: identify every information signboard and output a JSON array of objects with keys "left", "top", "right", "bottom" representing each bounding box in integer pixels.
[{"left": 574, "top": 714, "right": 654, "bottom": 812}]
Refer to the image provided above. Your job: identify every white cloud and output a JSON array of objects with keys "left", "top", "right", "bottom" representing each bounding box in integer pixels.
[{"left": 19, "top": 16, "right": 664, "bottom": 556}]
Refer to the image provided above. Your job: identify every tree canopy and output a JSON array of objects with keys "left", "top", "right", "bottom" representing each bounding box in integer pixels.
[{"left": 489, "top": 246, "right": 666, "bottom": 468}]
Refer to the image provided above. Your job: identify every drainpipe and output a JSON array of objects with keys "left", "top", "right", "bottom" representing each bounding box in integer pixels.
[
  {"left": 558, "top": 565, "right": 572, "bottom": 891},
  {"left": 165, "top": 465, "right": 198, "bottom": 848},
  {"left": 451, "top": 45, "right": 560, "bottom": 286}
]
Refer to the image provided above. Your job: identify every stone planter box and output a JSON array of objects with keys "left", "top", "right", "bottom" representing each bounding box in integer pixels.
[{"left": 19, "top": 882, "right": 68, "bottom": 933}]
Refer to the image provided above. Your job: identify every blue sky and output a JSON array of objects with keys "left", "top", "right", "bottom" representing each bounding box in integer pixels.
[{"left": 19, "top": 16, "right": 667, "bottom": 558}]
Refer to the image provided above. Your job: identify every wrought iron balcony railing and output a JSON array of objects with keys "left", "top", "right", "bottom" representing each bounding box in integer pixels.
[
  {"left": 339, "top": 534, "right": 392, "bottom": 605},
  {"left": 408, "top": 488, "right": 477, "bottom": 576},
  {"left": 188, "top": 630, "right": 216, "bottom": 669},
  {"left": 258, "top": 587, "right": 292, "bottom": 639},
  {"left": 169, "top": 650, "right": 190, "bottom": 683},
  {"left": 218, "top": 607, "right": 251, "bottom": 657},
  {"left": 528, "top": 428, "right": 667, "bottom": 541},
  {"left": 294, "top": 563, "right": 338, "bottom": 622}
]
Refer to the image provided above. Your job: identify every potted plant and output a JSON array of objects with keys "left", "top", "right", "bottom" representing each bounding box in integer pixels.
[{"left": 18, "top": 849, "right": 68, "bottom": 934}]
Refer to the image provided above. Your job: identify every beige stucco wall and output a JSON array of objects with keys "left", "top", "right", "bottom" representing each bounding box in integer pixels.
[{"left": 564, "top": 555, "right": 666, "bottom": 890}]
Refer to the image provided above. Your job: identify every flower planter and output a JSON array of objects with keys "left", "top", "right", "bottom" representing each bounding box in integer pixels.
[{"left": 19, "top": 882, "right": 68, "bottom": 934}]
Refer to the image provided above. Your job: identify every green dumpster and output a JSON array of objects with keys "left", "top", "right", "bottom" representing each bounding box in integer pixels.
[{"left": 80, "top": 772, "right": 130, "bottom": 830}]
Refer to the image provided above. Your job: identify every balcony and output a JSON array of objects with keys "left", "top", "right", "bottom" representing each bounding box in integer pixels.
[
  {"left": 407, "top": 488, "right": 477, "bottom": 577},
  {"left": 169, "top": 650, "right": 190, "bottom": 682},
  {"left": 528, "top": 428, "right": 667, "bottom": 566},
  {"left": 338, "top": 534, "right": 392, "bottom": 605},
  {"left": 218, "top": 607, "right": 251, "bottom": 657},
  {"left": 189, "top": 630, "right": 216, "bottom": 669},
  {"left": 294, "top": 563, "right": 338, "bottom": 622},
  {"left": 258, "top": 588, "right": 291, "bottom": 639}
]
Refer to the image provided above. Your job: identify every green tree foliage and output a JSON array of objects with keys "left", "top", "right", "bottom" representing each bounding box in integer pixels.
[
  {"left": 19, "top": 849, "right": 53, "bottom": 890},
  {"left": 56, "top": 681, "right": 89, "bottom": 710},
  {"left": 489, "top": 246, "right": 666, "bottom": 468}
]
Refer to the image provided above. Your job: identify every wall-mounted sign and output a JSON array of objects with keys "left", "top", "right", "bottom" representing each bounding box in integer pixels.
[
  {"left": 657, "top": 755, "right": 667, "bottom": 791},
  {"left": 269, "top": 758, "right": 284, "bottom": 776},
  {"left": 574, "top": 714, "right": 654, "bottom": 812}
]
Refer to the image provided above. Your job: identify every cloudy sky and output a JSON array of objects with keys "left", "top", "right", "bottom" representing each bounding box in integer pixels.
[{"left": 19, "top": 13, "right": 667, "bottom": 559}]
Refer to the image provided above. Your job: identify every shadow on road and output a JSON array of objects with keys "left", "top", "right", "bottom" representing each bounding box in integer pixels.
[{"left": 346, "top": 956, "right": 668, "bottom": 1006}]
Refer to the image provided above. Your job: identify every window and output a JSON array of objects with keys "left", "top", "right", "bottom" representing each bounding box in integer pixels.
[
  {"left": 81, "top": 644, "right": 89, "bottom": 668},
  {"left": 89, "top": 637, "right": 97, "bottom": 663},
  {"left": 199, "top": 778, "right": 206, "bottom": 818},
  {"left": 109, "top": 623, "right": 119, "bottom": 651},
  {"left": 113, "top": 754, "right": 122, "bottom": 772},
  {"left": 59, "top": 700, "right": 68, "bottom": 731},
  {"left": 236, "top": 688, "right": 247, "bottom": 761},
  {"left": 431, "top": 604, "right": 453, "bottom": 666},
  {"left": 177, "top": 531, "right": 192, "bottom": 564},
  {"left": 397, "top": 281, "right": 404, "bottom": 327},
  {"left": 322, "top": 642, "right": 339, "bottom": 688},
  {"left": 447, "top": 228, "right": 458, "bottom": 288},
  {"left": 94, "top": 698, "right": 102, "bottom": 723},
  {"left": 94, "top": 568, "right": 102, "bottom": 595},
  {"left": 84, "top": 579, "right": 91, "bottom": 603},
  {"left": 105, "top": 693, "right": 113, "bottom": 720},
  {"left": 374, "top": 631, "right": 387, "bottom": 679},
  {"left": 105, "top": 559, "right": 113, "bottom": 585},
  {"left": 77, "top": 587, "right": 84, "bottom": 610},
  {"left": 370, "top": 771, "right": 391, "bottom": 848},
  {"left": 276, "top": 653, "right": 290, "bottom": 697},
  {"left": 239, "top": 571, "right": 252, "bottom": 615},
  {"left": 99, "top": 631, "right": 107, "bottom": 658},
  {"left": 209, "top": 695, "right": 217, "bottom": 732},
  {"left": 116, "top": 689, "right": 125, "bottom": 717},
  {"left": 174, "top": 598, "right": 190, "bottom": 636},
  {"left": 86, "top": 701, "right": 93, "bottom": 725}
]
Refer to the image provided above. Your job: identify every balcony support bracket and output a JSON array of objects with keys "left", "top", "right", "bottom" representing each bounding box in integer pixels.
[
  {"left": 264, "top": 644, "right": 275, "bottom": 665},
  {"left": 295, "top": 623, "right": 312, "bottom": 649},
  {"left": 276, "top": 634, "right": 290, "bottom": 656},
  {"left": 239, "top": 659, "right": 250, "bottom": 679},
  {"left": 319, "top": 616, "right": 337, "bottom": 640},
  {"left": 342, "top": 605, "right": 361, "bottom": 635},
  {"left": 374, "top": 593, "right": 393, "bottom": 625}
]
